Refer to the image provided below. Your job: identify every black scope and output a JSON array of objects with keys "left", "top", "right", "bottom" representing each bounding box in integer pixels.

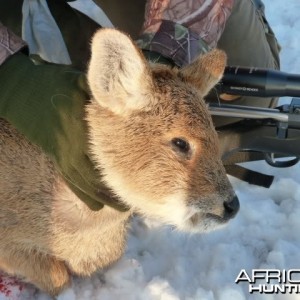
[{"left": 218, "top": 66, "right": 300, "bottom": 98}]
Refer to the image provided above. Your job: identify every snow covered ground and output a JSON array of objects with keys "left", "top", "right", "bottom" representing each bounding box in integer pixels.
[{"left": 2, "top": 0, "right": 300, "bottom": 299}]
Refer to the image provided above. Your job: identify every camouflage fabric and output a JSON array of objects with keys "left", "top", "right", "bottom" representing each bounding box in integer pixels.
[
  {"left": 136, "top": 0, "right": 235, "bottom": 66},
  {"left": 0, "top": 21, "right": 27, "bottom": 65}
]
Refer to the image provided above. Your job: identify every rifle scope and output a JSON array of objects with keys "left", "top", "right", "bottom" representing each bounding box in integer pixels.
[{"left": 218, "top": 66, "right": 300, "bottom": 98}]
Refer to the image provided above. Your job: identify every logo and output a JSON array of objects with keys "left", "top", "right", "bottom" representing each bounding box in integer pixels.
[{"left": 235, "top": 269, "right": 300, "bottom": 294}]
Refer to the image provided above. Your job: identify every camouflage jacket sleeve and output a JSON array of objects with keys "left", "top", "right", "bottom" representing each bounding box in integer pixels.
[
  {"left": 136, "top": 0, "right": 234, "bottom": 67},
  {"left": 0, "top": 22, "right": 27, "bottom": 65}
]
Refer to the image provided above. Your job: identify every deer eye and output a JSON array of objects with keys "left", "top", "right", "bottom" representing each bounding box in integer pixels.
[{"left": 171, "top": 138, "right": 190, "bottom": 154}]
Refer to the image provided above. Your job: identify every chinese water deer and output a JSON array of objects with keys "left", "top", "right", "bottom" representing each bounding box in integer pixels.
[{"left": 0, "top": 28, "right": 239, "bottom": 296}]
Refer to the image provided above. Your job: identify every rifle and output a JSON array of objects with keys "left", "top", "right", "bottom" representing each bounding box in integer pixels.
[{"left": 210, "top": 67, "right": 300, "bottom": 186}]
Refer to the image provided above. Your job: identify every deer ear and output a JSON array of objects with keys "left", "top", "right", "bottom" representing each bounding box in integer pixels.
[
  {"left": 180, "top": 49, "right": 227, "bottom": 96},
  {"left": 87, "top": 29, "right": 154, "bottom": 115}
]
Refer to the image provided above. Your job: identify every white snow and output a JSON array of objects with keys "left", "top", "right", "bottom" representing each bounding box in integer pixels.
[{"left": 3, "top": 0, "right": 300, "bottom": 299}]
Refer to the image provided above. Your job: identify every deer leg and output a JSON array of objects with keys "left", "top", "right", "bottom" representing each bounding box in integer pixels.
[{"left": 0, "top": 249, "right": 70, "bottom": 296}]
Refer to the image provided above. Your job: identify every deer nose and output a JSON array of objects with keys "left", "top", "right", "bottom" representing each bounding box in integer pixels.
[{"left": 223, "top": 194, "right": 239, "bottom": 219}]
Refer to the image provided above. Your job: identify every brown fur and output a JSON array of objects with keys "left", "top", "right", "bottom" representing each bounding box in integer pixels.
[{"left": 0, "top": 28, "right": 236, "bottom": 296}]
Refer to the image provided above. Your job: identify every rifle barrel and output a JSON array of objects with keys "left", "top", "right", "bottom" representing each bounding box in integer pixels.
[{"left": 209, "top": 104, "right": 288, "bottom": 122}]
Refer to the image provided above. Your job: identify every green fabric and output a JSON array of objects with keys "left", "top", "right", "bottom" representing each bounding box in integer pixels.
[{"left": 0, "top": 53, "right": 128, "bottom": 212}]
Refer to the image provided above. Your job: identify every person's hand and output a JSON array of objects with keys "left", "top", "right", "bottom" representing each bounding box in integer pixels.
[
  {"left": 0, "top": 53, "right": 128, "bottom": 211},
  {"left": 220, "top": 93, "right": 240, "bottom": 101}
]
